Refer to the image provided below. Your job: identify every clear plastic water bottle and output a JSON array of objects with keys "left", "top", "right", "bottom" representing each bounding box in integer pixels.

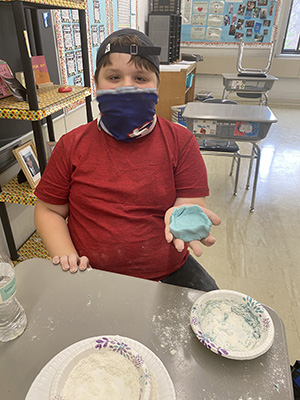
[{"left": 0, "top": 254, "right": 27, "bottom": 342}]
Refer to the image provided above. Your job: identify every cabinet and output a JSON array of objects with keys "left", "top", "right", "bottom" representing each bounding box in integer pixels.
[
  {"left": 0, "top": 0, "right": 93, "bottom": 260},
  {"left": 156, "top": 62, "right": 196, "bottom": 121},
  {"left": 148, "top": 13, "right": 181, "bottom": 64}
]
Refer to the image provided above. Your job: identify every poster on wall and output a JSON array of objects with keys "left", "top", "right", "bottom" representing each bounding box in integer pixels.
[
  {"left": 54, "top": 0, "right": 138, "bottom": 112},
  {"left": 76, "top": 50, "right": 83, "bottom": 73},
  {"left": 91, "top": 25, "right": 100, "bottom": 47},
  {"left": 62, "top": 25, "right": 73, "bottom": 50},
  {"left": 73, "top": 24, "right": 81, "bottom": 49},
  {"left": 181, "top": 0, "right": 282, "bottom": 47},
  {"left": 71, "top": 9, "right": 79, "bottom": 23},
  {"left": 94, "top": 1, "right": 101, "bottom": 23},
  {"left": 74, "top": 75, "right": 83, "bottom": 86},
  {"left": 118, "top": 0, "right": 138, "bottom": 30},
  {"left": 66, "top": 52, "right": 76, "bottom": 77}
]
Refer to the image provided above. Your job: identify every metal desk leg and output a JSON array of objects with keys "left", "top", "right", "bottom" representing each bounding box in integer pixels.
[
  {"left": 0, "top": 202, "right": 19, "bottom": 260},
  {"left": 250, "top": 143, "right": 261, "bottom": 213},
  {"left": 264, "top": 92, "right": 269, "bottom": 106},
  {"left": 246, "top": 144, "right": 255, "bottom": 190},
  {"left": 222, "top": 87, "right": 228, "bottom": 99},
  {"left": 233, "top": 156, "right": 241, "bottom": 196}
]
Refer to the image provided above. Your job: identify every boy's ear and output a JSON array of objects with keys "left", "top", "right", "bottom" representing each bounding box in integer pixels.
[{"left": 94, "top": 74, "right": 99, "bottom": 90}]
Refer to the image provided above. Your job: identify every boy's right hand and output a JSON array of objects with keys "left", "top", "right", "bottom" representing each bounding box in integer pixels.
[{"left": 52, "top": 254, "right": 90, "bottom": 273}]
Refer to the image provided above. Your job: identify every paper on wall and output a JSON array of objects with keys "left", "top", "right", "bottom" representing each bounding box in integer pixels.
[
  {"left": 206, "top": 27, "right": 222, "bottom": 41},
  {"left": 191, "top": 27, "right": 206, "bottom": 40}
]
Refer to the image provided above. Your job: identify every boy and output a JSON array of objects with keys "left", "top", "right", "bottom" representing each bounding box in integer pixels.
[{"left": 34, "top": 28, "right": 221, "bottom": 290}]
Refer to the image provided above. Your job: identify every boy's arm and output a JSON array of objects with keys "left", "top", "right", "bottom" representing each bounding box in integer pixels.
[
  {"left": 34, "top": 199, "right": 89, "bottom": 273},
  {"left": 164, "top": 197, "right": 222, "bottom": 257}
]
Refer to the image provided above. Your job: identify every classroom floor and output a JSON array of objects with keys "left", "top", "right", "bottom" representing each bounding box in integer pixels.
[{"left": 191, "top": 105, "right": 300, "bottom": 365}]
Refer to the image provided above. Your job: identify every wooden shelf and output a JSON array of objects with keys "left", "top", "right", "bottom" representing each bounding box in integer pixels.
[
  {"left": 0, "top": 177, "right": 36, "bottom": 206},
  {"left": 156, "top": 62, "right": 196, "bottom": 121},
  {"left": 0, "top": 85, "right": 91, "bottom": 121},
  {"left": 0, "top": 0, "right": 86, "bottom": 10}
]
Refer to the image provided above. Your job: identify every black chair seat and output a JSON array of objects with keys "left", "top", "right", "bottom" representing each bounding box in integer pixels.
[
  {"left": 199, "top": 139, "right": 240, "bottom": 153},
  {"left": 237, "top": 92, "right": 262, "bottom": 98}
]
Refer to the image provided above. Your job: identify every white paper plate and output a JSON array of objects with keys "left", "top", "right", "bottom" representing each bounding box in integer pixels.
[
  {"left": 25, "top": 336, "right": 176, "bottom": 400},
  {"left": 50, "top": 336, "right": 151, "bottom": 400},
  {"left": 190, "top": 290, "right": 275, "bottom": 360}
]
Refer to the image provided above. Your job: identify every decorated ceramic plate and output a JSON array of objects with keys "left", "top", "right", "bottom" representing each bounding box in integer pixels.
[
  {"left": 50, "top": 336, "right": 151, "bottom": 400},
  {"left": 190, "top": 290, "right": 275, "bottom": 360}
]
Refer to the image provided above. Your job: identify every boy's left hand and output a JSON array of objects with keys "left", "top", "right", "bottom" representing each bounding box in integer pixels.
[{"left": 164, "top": 205, "right": 221, "bottom": 257}]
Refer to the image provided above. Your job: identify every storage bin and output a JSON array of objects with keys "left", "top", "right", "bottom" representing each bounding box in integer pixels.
[
  {"left": 222, "top": 75, "right": 277, "bottom": 93},
  {"left": 183, "top": 102, "right": 277, "bottom": 142},
  {"left": 186, "top": 73, "right": 194, "bottom": 89},
  {"left": 171, "top": 104, "right": 187, "bottom": 127}
]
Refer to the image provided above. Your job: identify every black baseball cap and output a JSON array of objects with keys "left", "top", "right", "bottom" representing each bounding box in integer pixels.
[{"left": 96, "top": 28, "right": 161, "bottom": 72}]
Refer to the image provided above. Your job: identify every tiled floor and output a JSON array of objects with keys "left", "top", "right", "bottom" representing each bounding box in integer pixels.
[{"left": 191, "top": 105, "right": 300, "bottom": 365}]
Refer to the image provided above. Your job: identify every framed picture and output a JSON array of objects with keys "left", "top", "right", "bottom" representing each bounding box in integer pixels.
[{"left": 12, "top": 141, "right": 41, "bottom": 189}]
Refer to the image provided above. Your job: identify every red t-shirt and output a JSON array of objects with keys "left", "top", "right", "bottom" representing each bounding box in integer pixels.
[{"left": 35, "top": 117, "right": 209, "bottom": 280}]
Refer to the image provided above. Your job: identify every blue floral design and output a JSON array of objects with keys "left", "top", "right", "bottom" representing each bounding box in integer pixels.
[
  {"left": 243, "top": 296, "right": 264, "bottom": 314},
  {"left": 109, "top": 340, "right": 132, "bottom": 359}
]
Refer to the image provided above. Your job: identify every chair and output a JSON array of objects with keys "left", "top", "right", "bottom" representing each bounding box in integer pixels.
[
  {"left": 237, "top": 38, "right": 275, "bottom": 76},
  {"left": 235, "top": 38, "right": 276, "bottom": 105},
  {"left": 198, "top": 98, "right": 241, "bottom": 196}
]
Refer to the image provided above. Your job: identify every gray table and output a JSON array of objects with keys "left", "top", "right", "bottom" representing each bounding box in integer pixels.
[{"left": 0, "top": 259, "right": 294, "bottom": 399}]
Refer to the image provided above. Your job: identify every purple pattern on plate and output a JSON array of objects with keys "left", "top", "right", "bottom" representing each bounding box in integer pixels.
[
  {"left": 196, "top": 330, "right": 229, "bottom": 356},
  {"left": 95, "top": 338, "right": 145, "bottom": 368}
]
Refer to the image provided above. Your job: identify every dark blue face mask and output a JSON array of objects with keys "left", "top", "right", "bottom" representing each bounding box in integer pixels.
[{"left": 96, "top": 87, "right": 158, "bottom": 142}]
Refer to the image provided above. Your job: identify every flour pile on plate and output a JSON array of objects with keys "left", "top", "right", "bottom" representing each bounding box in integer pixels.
[{"left": 60, "top": 351, "right": 141, "bottom": 399}]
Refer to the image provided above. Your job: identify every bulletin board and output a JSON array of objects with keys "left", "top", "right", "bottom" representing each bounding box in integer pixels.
[
  {"left": 181, "top": 0, "right": 282, "bottom": 47},
  {"left": 54, "top": 0, "right": 138, "bottom": 101}
]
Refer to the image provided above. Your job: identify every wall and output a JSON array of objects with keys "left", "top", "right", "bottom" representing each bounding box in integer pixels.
[
  {"left": 181, "top": 0, "right": 300, "bottom": 105},
  {"left": 136, "top": 0, "right": 149, "bottom": 32}
]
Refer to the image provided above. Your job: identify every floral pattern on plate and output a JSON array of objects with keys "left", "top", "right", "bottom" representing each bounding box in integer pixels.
[{"left": 190, "top": 290, "right": 275, "bottom": 360}]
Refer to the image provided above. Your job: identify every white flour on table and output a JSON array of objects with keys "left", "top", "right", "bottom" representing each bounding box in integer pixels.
[{"left": 60, "top": 352, "right": 140, "bottom": 399}]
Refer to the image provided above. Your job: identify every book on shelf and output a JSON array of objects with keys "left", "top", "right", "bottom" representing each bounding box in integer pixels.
[
  {"left": 31, "top": 55, "right": 53, "bottom": 89},
  {"left": 0, "top": 59, "right": 27, "bottom": 101},
  {"left": 0, "top": 59, "right": 14, "bottom": 99}
]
